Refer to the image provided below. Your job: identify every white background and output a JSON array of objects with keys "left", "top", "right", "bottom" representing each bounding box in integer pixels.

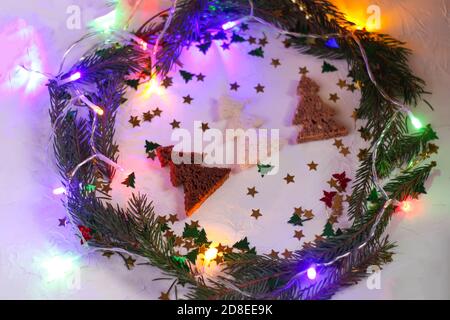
[{"left": 0, "top": 0, "right": 449, "bottom": 299}]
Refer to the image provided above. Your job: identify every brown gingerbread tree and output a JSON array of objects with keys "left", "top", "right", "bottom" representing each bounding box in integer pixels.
[
  {"left": 293, "top": 75, "right": 348, "bottom": 143},
  {"left": 156, "top": 146, "right": 231, "bottom": 216}
]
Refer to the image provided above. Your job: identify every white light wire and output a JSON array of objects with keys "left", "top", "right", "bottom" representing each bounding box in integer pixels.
[{"left": 37, "top": 0, "right": 420, "bottom": 292}]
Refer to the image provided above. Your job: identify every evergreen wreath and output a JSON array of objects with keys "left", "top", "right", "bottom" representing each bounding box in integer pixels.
[{"left": 48, "top": 0, "right": 439, "bottom": 300}]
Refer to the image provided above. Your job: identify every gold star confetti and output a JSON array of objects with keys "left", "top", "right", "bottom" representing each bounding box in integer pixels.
[
  {"left": 159, "top": 292, "right": 170, "bottom": 300},
  {"left": 337, "top": 79, "right": 347, "bottom": 89},
  {"left": 294, "top": 230, "right": 305, "bottom": 241},
  {"left": 357, "top": 148, "right": 369, "bottom": 161},
  {"left": 196, "top": 73, "right": 206, "bottom": 81},
  {"left": 299, "top": 66, "right": 309, "bottom": 75},
  {"left": 143, "top": 111, "right": 154, "bottom": 122},
  {"left": 214, "top": 255, "right": 224, "bottom": 264},
  {"left": 157, "top": 215, "right": 167, "bottom": 224},
  {"left": 174, "top": 237, "right": 184, "bottom": 247},
  {"left": 255, "top": 83, "right": 265, "bottom": 93},
  {"left": 102, "top": 251, "right": 114, "bottom": 258},
  {"left": 315, "top": 235, "right": 325, "bottom": 242},
  {"left": 294, "top": 207, "right": 303, "bottom": 216},
  {"left": 164, "top": 230, "right": 174, "bottom": 238},
  {"left": 302, "top": 242, "right": 313, "bottom": 249},
  {"left": 170, "top": 119, "right": 181, "bottom": 129},
  {"left": 168, "top": 214, "right": 179, "bottom": 224},
  {"left": 248, "top": 36, "right": 257, "bottom": 44},
  {"left": 129, "top": 116, "right": 140, "bottom": 128},
  {"left": 161, "top": 76, "right": 173, "bottom": 89},
  {"left": 200, "top": 122, "right": 210, "bottom": 132},
  {"left": 183, "top": 95, "right": 194, "bottom": 104},
  {"left": 251, "top": 209, "right": 262, "bottom": 220},
  {"left": 327, "top": 178, "right": 339, "bottom": 190},
  {"left": 268, "top": 250, "right": 279, "bottom": 259},
  {"left": 153, "top": 108, "right": 162, "bottom": 117},
  {"left": 359, "top": 127, "right": 372, "bottom": 141},
  {"left": 259, "top": 36, "right": 268, "bottom": 46},
  {"left": 428, "top": 143, "right": 439, "bottom": 154},
  {"left": 281, "top": 249, "right": 293, "bottom": 259},
  {"left": 230, "top": 82, "right": 240, "bottom": 91},
  {"left": 247, "top": 187, "right": 258, "bottom": 197},
  {"left": 184, "top": 241, "right": 195, "bottom": 250},
  {"left": 216, "top": 243, "right": 226, "bottom": 253},
  {"left": 329, "top": 93, "right": 340, "bottom": 103},
  {"left": 125, "top": 256, "right": 136, "bottom": 269},
  {"left": 303, "top": 209, "right": 315, "bottom": 219},
  {"left": 198, "top": 244, "right": 207, "bottom": 254},
  {"left": 271, "top": 58, "right": 281, "bottom": 68},
  {"left": 189, "top": 220, "right": 200, "bottom": 229},
  {"left": 340, "top": 146, "right": 351, "bottom": 157},
  {"left": 307, "top": 161, "right": 318, "bottom": 171},
  {"left": 333, "top": 139, "right": 344, "bottom": 149},
  {"left": 284, "top": 174, "right": 295, "bottom": 184},
  {"left": 347, "top": 83, "right": 357, "bottom": 92}
]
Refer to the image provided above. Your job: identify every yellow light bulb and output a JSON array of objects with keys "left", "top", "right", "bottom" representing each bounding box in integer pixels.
[{"left": 204, "top": 247, "right": 218, "bottom": 263}]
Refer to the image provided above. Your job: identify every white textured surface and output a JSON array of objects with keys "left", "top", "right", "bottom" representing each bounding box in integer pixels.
[{"left": 0, "top": 0, "right": 449, "bottom": 300}]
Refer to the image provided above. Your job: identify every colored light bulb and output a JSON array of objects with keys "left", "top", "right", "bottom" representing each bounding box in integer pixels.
[
  {"left": 69, "top": 72, "right": 81, "bottom": 81},
  {"left": 410, "top": 114, "right": 423, "bottom": 130},
  {"left": 53, "top": 187, "right": 66, "bottom": 195},
  {"left": 307, "top": 266, "right": 317, "bottom": 280},
  {"left": 222, "top": 21, "right": 239, "bottom": 30}
]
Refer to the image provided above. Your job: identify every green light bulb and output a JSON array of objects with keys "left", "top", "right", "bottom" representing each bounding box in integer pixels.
[{"left": 410, "top": 113, "right": 423, "bottom": 130}]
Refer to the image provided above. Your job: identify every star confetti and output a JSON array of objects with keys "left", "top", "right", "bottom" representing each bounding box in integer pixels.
[
  {"left": 303, "top": 209, "right": 315, "bottom": 219},
  {"left": 358, "top": 148, "right": 369, "bottom": 161},
  {"left": 307, "top": 161, "right": 318, "bottom": 171},
  {"left": 329, "top": 93, "right": 340, "bottom": 103},
  {"left": 247, "top": 187, "right": 258, "bottom": 197},
  {"left": 347, "top": 83, "right": 357, "bottom": 92},
  {"left": 268, "top": 250, "right": 279, "bottom": 259},
  {"left": 281, "top": 249, "right": 293, "bottom": 259},
  {"left": 271, "top": 58, "right": 281, "bottom": 68},
  {"left": 294, "top": 230, "right": 305, "bottom": 241},
  {"left": 168, "top": 214, "right": 178, "bottom": 224},
  {"left": 333, "top": 139, "right": 344, "bottom": 149},
  {"left": 248, "top": 36, "right": 257, "bottom": 44},
  {"left": 299, "top": 66, "right": 309, "bottom": 75},
  {"left": 196, "top": 73, "right": 206, "bottom": 81},
  {"left": 58, "top": 217, "right": 67, "bottom": 227},
  {"left": 200, "top": 122, "right": 210, "bottom": 132},
  {"left": 320, "top": 191, "right": 337, "bottom": 208},
  {"left": 183, "top": 95, "right": 194, "bottom": 104},
  {"left": 283, "top": 38, "right": 292, "bottom": 48},
  {"left": 259, "top": 36, "right": 268, "bottom": 47},
  {"left": 251, "top": 209, "right": 262, "bottom": 220},
  {"left": 337, "top": 79, "right": 347, "bottom": 89},
  {"left": 161, "top": 76, "right": 173, "bottom": 88},
  {"left": 125, "top": 256, "right": 136, "bottom": 269},
  {"left": 340, "top": 147, "right": 351, "bottom": 157},
  {"left": 129, "top": 116, "right": 140, "bottom": 128},
  {"left": 254, "top": 84, "right": 265, "bottom": 93},
  {"left": 153, "top": 108, "right": 162, "bottom": 117},
  {"left": 284, "top": 174, "right": 295, "bottom": 184},
  {"left": 122, "top": 172, "right": 136, "bottom": 188},
  {"left": 143, "top": 111, "right": 154, "bottom": 122},
  {"left": 170, "top": 119, "right": 181, "bottom": 129},
  {"left": 230, "top": 82, "right": 240, "bottom": 91},
  {"left": 332, "top": 172, "right": 351, "bottom": 191}
]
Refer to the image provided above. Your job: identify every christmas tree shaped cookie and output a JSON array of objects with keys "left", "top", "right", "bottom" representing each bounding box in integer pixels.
[
  {"left": 293, "top": 75, "right": 348, "bottom": 143},
  {"left": 156, "top": 146, "right": 231, "bottom": 216}
]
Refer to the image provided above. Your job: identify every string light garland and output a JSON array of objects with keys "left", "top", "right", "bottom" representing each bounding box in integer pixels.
[{"left": 42, "top": 0, "right": 437, "bottom": 300}]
